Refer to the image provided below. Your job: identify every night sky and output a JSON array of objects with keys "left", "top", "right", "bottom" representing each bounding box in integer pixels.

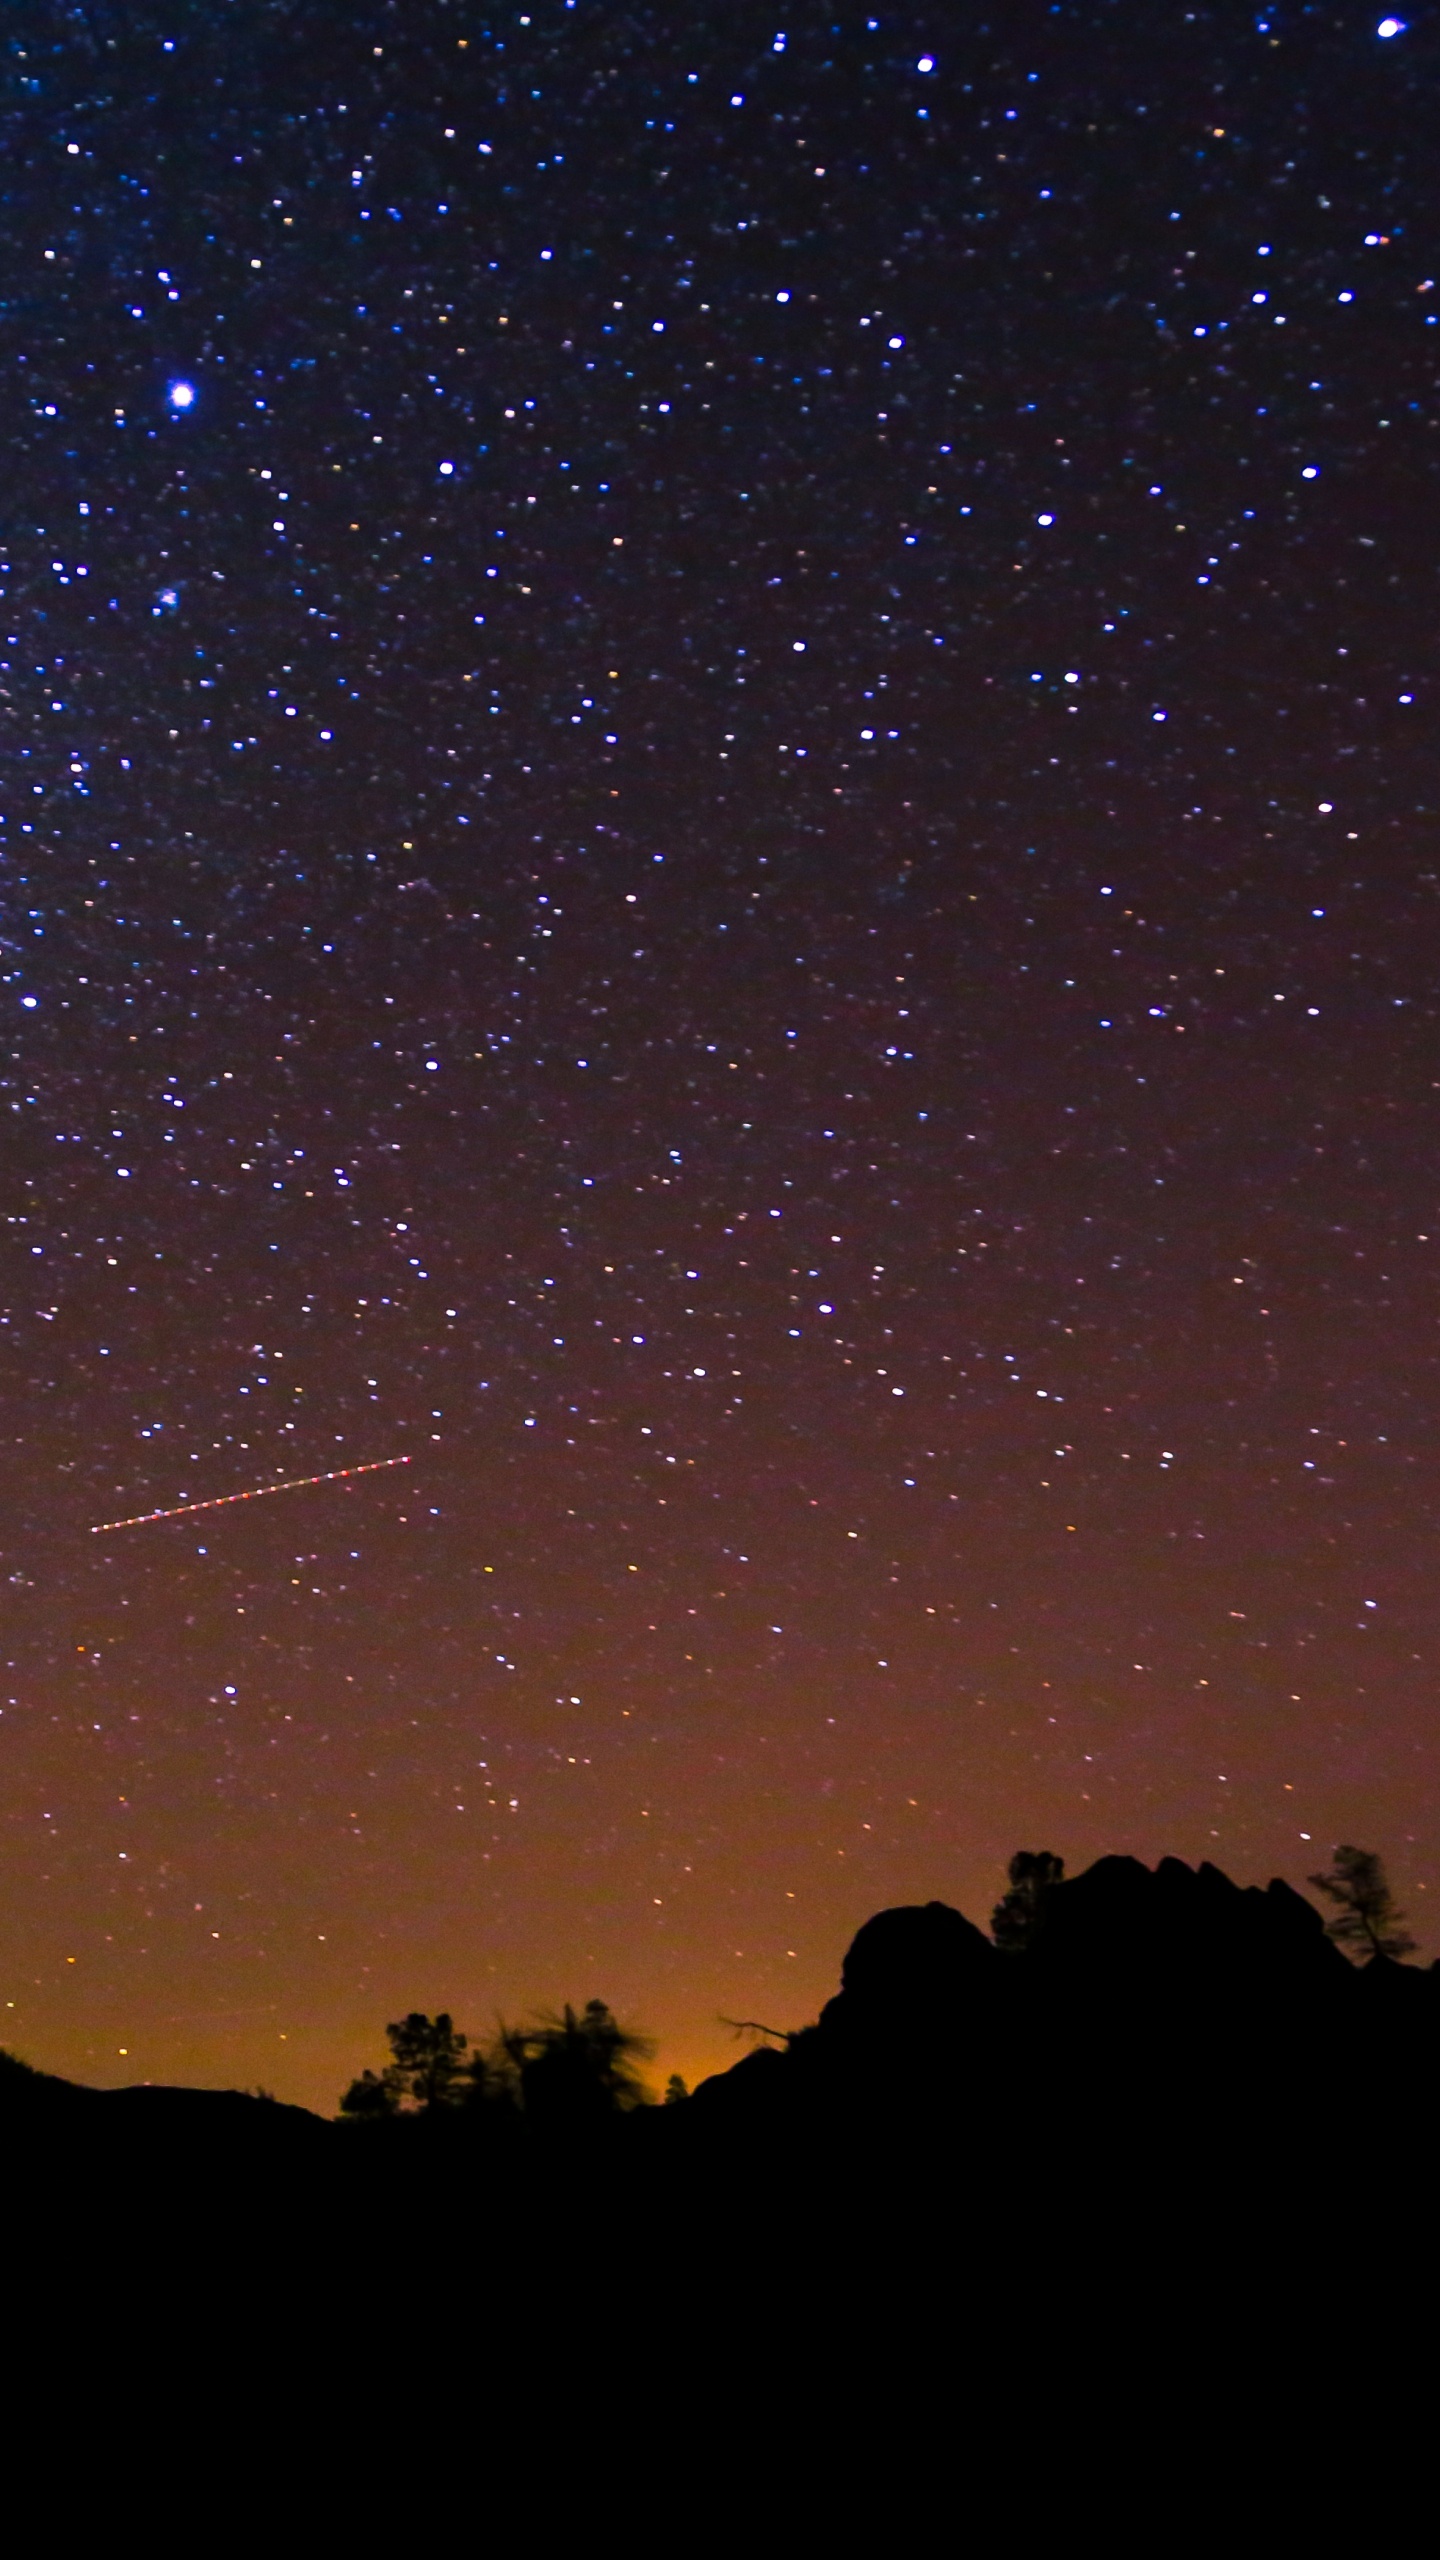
[{"left": 4, "top": 2, "right": 1437, "bottom": 2109}]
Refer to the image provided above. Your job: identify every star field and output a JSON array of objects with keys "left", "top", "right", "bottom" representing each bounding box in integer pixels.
[{"left": 2, "top": 2, "right": 1437, "bottom": 2105}]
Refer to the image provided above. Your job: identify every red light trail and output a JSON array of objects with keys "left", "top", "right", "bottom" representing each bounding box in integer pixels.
[{"left": 91, "top": 1455, "right": 412, "bottom": 1536}]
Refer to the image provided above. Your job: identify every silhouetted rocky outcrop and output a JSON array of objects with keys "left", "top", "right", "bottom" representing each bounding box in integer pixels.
[
  {"left": 5, "top": 1856, "right": 1436, "bottom": 2236},
  {"left": 678, "top": 1853, "right": 1438, "bottom": 2167},
  {"left": 836, "top": 1895, "right": 998, "bottom": 2012}
]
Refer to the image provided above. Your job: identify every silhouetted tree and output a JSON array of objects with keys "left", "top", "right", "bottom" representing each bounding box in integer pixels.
[
  {"left": 664, "top": 2074, "right": 689, "bottom": 2105},
  {"left": 1308, "top": 1846, "right": 1417, "bottom": 1963},
  {"left": 720, "top": 2017, "right": 796, "bottom": 2046},
  {"left": 340, "top": 2012, "right": 471, "bottom": 2118},
  {"left": 501, "top": 2000, "right": 655, "bottom": 2126},
  {"left": 992, "top": 1850, "right": 1065, "bottom": 1952}
]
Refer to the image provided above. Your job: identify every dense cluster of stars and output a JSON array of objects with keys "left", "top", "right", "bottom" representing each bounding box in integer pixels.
[{"left": 1, "top": 5, "right": 1435, "bottom": 2108}]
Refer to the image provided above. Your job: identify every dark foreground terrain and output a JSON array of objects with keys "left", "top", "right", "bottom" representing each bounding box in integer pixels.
[
  {"left": 8, "top": 1852, "right": 1437, "bottom": 2205},
  {"left": 7, "top": 1852, "right": 1438, "bottom": 2452}
]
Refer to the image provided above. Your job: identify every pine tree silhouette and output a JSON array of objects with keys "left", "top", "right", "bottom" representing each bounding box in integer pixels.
[{"left": 339, "top": 2012, "right": 471, "bottom": 2116}]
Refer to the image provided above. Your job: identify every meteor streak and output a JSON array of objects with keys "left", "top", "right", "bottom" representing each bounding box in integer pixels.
[{"left": 91, "top": 1455, "right": 411, "bottom": 1535}]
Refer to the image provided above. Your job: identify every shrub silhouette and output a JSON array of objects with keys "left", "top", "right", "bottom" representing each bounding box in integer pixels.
[{"left": 339, "top": 2067, "right": 398, "bottom": 2120}]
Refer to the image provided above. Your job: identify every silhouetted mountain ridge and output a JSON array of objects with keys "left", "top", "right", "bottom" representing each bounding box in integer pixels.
[{"left": 5, "top": 1855, "right": 1434, "bottom": 2182}]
